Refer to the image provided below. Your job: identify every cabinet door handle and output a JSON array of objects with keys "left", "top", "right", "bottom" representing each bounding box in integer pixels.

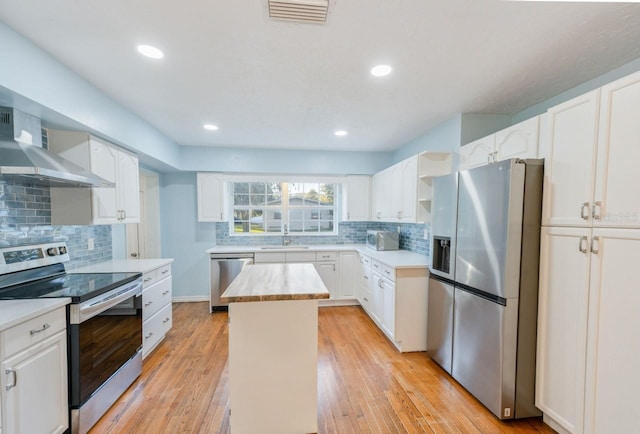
[
  {"left": 591, "top": 236, "right": 600, "bottom": 254},
  {"left": 487, "top": 154, "right": 492, "bottom": 164},
  {"left": 30, "top": 323, "right": 50, "bottom": 336},
  {"left": 592, "top": 201, "right": 602, "bottom": 221},
  {"left": 581, "top": 202, "right": 590, "bottom": 220},
  {"left": 578, "top": 236, "right": 588, "bottom": 253},
  {"left": 347, "top": 212, "right": 350, "bottom": 220},
  {"left": 220, "top": 212, "right": 223, "bottom": 220},
  {"left": 5, "top": 369, "right": 17, "bottom": 391}
]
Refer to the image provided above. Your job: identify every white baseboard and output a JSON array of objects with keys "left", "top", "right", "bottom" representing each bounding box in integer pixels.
[
  {"left": 172, "top": 296, "right": 209, "bottom": 303},
  {"left": 318, "top": 298, "right": 360, "bottom": 307}
]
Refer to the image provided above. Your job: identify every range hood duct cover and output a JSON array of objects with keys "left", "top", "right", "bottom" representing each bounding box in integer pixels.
[
  {"left": 0, "top": 107, "right": 114, "bottom": 188},
  {"left": 268, "top": 0, "right": 329, "bottom": 24}
]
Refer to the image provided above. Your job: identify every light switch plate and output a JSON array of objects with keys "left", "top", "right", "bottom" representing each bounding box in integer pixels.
[
  {"left": 87, "top": 237, "right": 94, "bottom": 251},
  {"left": 423, "top": 230, "right": 429, "bottom": 240}
]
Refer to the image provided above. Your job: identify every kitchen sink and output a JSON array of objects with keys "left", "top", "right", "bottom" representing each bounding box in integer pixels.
[{"left": 260, "top": 246, "right": 309, "bottom": 250}]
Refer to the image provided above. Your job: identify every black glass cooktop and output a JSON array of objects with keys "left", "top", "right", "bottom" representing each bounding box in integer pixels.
[{"left": 0, "top": 271, "right": 141, "bottom": 303}]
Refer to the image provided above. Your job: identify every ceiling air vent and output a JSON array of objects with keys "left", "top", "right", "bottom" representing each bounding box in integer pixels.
[{"left": 269, "top": 0, "right": 329, "bottom": 24}]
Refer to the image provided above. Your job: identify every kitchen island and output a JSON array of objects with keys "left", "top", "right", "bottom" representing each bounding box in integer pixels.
[{"left": 220, "top": 263, "right": 330, "bottom": 434}]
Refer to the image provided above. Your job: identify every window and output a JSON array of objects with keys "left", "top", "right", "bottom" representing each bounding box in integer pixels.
[{"left": 230, "top": 181, "right": 337, "bottom": 235}]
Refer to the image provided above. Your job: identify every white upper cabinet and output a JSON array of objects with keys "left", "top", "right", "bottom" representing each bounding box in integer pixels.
[
  {"left": 541, "top": 90, "right": 600, "bottom": 228},
  {"left": 494, "top": 116, "right": 539, "bottom": 161},
  {"left": 197, "top": 173, "right": 226, "bottom": 222},
  {"left": 543, "top": 70, "right": 640, "bottom": 229},
  {"left": 592, "top": 72, "right": 640, "bottom": 229},
  {"left": 342, "top": 175, "right": 370, "bottom": 221},
  {"left": 371, "top": 155, "right": 419, "bottom": 223},
  {"left": 459, "top": 117, "right": 540, "bottom": 171},
  {"left": 49, "top": 131, "right": 140, "bottom": 225},
  {"left": 459, "top": 135, "right": 496, "bottom": 170}
]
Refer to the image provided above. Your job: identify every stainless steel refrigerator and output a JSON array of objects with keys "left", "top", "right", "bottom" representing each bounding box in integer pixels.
[{"left": 428, "top": 158, "right": 543, "bottom": 420}]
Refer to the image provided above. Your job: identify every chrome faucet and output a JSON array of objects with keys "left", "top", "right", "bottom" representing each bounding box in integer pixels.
[{"left": 282, "top": 224, "right": 291, "bottom": 246}]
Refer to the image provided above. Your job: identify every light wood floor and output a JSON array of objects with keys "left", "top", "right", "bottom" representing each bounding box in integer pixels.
[{"left": 90, "top": 303, "right": 555, "bottom": 434}]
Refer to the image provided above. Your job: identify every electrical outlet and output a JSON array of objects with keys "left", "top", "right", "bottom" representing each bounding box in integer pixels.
[
  {"left": 423, "top": 229, "right": 429, "bottom": 240},
  {"left": 504, "top": 408, "right": 511, "bottom": 418},
  {"left": 397, "top": 226, "right": 400, "bottom": 233},
  {"left": 87, "top": 237, "right": 94, "bottom": 251}
]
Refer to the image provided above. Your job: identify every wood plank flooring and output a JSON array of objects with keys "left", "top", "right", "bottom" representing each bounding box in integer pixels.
[{"left": 90, "top": 303, "right": 555, "bottom": 434}]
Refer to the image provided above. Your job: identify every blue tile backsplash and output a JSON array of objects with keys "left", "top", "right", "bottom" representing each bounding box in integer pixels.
[
  {"left": 0, "top": 179, "right": 112, "bottom": 270},
  {"left": 212, "top": 221, "right": 430, "bottom": 255}
]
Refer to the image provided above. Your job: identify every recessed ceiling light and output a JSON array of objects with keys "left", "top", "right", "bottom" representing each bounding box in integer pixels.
[
  {"left": 137, "top": 44, "right": 164, "bottom": 59},
  {"left": 370, "top": 64, "right": 392, "bottom": 77},
  {"left": 204, "top": 124, "right": 219, "bottom": 131},
  {"left": 334, "top": 130, "right": 348, "bottom": 137}
]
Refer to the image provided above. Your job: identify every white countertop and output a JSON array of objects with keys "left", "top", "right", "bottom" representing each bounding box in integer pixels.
[
  {"left": 207, "top": 244, "right": 429, "bottom": 269},
  {"left": 220, "top": 263, "right": 330, "bottom": 303},
  {"left": 206, "top": 244, "right": 362, "bottom": 254},
  {"left": 0, "top": 298, "right": 71, "bottom": 332},
  {"left": 70, "top": 258, "right": 174, "bottom": 274}
]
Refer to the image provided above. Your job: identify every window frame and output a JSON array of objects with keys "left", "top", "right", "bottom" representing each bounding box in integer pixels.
[{"left": 227, "top": 176, "right": 341, "bottom": 237}]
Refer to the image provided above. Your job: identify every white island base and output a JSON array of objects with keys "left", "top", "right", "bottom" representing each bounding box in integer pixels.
[{"left": 228, "top": 299, "right": 319, "bottom": 434}]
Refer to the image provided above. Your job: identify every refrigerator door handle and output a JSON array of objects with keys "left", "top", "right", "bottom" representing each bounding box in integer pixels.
[
  {"left": 591, "top": 236, "right": 600, "bottom": 254},
  {"left": 579, "top": 236, "right": 588, "bottom": 253},
  {"left": 581, "top": 202, "right": 591, "bottom": 220},
  {"left": 592, "top": 201, "right": 602, "bottom": 220}
]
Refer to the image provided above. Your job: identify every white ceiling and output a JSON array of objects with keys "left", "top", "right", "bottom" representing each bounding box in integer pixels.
[{"left": 1, "top": 0, "right": 640, "bottom": 152}]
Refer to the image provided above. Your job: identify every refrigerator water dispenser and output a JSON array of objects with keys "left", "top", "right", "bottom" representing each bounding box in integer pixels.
[{"left": 432, "top": 236, "right": 451, "bottom": 274}]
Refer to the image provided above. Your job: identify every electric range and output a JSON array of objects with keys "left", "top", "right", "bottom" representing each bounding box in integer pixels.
[{"left": 0, "top": 242, "right": 143, "bottom": 434}]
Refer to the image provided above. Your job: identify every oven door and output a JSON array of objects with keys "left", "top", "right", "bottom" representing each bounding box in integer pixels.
[{"left": 68, "top": 279, "right": 143, "bottom": 408}]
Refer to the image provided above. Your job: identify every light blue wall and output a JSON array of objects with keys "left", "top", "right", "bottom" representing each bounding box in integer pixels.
[
  {"left": 512, "top": 57, "right": 640, "bottom": 123},
  {"left": 179, "top": 146, "right": 392, "bottom": 174},
  {"left": 390, "top": 113, "right": 511, "bottom": 166},
  {"left": 0, "top": 22, "right": 181, "bottom": 170},
  {"left": 160, "top": 172, "right": 216, "bottom": 299}
]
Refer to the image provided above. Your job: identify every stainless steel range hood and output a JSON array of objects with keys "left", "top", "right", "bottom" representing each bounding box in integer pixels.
[{"left": 0, "top": 107, "right": 114, "bottom": 188}]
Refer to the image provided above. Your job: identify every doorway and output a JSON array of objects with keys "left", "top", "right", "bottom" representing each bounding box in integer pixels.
[{"left": 126, "top": 170, "right": 161, "bottom": 259}]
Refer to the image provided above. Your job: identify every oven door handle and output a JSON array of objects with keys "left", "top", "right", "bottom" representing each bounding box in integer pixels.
[{"left": 74, "top": 279, "right": 143, "bottom": 323}]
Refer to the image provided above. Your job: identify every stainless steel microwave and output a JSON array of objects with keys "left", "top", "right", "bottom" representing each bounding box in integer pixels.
[{"left": 366, "top": 230, "right": 399, "bottom": 251}]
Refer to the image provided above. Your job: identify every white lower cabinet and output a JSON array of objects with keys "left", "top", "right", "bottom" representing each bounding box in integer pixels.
[
  {"left": 0, "top": 307, "right": 68, "bottom": 434},
  {"left": 142, "top": 264, "right": 173, "bottom": 358},
  {"left": 362, "top": 257, "right": 427, "bottom": 352},
  {"left": 338, "top": 251, "right": 358, "bottom": 299},
  {"left": 314, "top": 262, "right": 337, "bottom": 298},
  {"left": 255, "top": 250, "right": 358, "bottom": 302},
  {"left": 537, "top": 227, "right": 640, "bottom": 434}
]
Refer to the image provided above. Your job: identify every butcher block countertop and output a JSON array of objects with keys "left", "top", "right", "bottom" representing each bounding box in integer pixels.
[{"left": 220, "top": 263, "right": 330, "bottom": 303}]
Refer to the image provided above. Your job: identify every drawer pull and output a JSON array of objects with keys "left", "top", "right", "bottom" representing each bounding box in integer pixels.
[
  {"left": 384, "top": 270, "right": 391, "bottom": 275},
  {"left": 163, "top": 317, "right": 170, "bottom": 324},
  {"left": 144, "top": 301, "right": 153, "bottom": 307},
  {"left": 30, "top": 323, "right": 50, "bottom": 336},
  {"left": 5, "top": 369, "right": 17, "bottom": 391},
  {"left": 162, "top": 290, "right": 170, "bottom": 295},
  {"left": 364, "top": 297, "right": 369, "bottom": 302},
  {"left": 144, "top": 332, "right": 154, "bottom": 340},
  {"left": 161, "top": 270, "right": 169, "bottom": 274},
  {"left": 144, "top": 277, "right": 153, "bottom": 283}
]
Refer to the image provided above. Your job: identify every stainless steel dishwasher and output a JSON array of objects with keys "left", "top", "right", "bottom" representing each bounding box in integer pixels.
[{"left": 210, "top": 252, "right": 254, "bottom": 312}]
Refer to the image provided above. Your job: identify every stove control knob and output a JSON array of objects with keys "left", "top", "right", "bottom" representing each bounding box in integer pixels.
[
  {"left": 58, "top": 246, "right": 67, "bottom": 255},
  {"left": 46, "top": 247, "right": 59, "bottom": 256}
]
